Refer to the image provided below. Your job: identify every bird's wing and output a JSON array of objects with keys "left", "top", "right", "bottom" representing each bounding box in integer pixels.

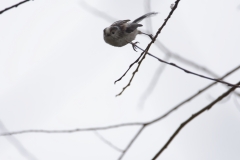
[
  {"left": 111, "top": 20, "right": 130, "bottom": 26},
  {"left": 125, "top": 23, "right": 142, "bottom": 33},
  {"left": 132, "top": 12, "right": 158, "bottom": 23}
]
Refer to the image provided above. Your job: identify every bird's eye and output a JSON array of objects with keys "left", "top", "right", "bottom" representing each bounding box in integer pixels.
[{"left": 112, "top": 32, "right": 115, "bottom": 34}]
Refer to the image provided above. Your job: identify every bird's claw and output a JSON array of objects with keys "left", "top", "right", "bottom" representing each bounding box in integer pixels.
[{"left": 131, "top": 42, "right": 139, "bottom": 52}]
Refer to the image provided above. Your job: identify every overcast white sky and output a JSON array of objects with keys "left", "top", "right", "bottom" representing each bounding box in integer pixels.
[{"left": 0, "top": 0, "right": 240, "bottom": 160}]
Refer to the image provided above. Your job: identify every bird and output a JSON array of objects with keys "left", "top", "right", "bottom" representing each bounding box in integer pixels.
[{"left": 103, "top": 12, "right": 158, "bottom": 51}]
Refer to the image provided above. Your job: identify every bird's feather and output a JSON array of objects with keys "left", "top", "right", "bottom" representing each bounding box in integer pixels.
[
  {"left": 125, "top": 23, "right": 142, "bottom": 33},
  {"left": 132, "top": 12, "right": 158, "bottom": 23},
  {"left": 111, "top": 20, "right": 130, "bottom": 26}
]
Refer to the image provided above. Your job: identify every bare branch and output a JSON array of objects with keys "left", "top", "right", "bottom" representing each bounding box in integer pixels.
[
  {"left": 118, "top": 125, "right": 146, "bottom": 160},
  {"left": 0, "top": 123, "right": 143, "bottom": 136},
  {"left": 0, "top": 0, "right": 32, "bottom": 15},
  {"left": 115, "top": 57, "right": 144, "bottom": 97},
  {"left": 114, "top": 51, "right": 145, "bottom": 84},
  {"left": 94, "top": 131, "right": 123, "bottom": 152},
  {"left": 116, "top": 0, "right": 182, "bottom": 96},
  {"left": 136, "top": 0, "right": 171, "bottom": 108},
  {"left": 207, "top": 93, "right": 232, "bottom": 104},
  {"left": 133, "top": 45, "right": 240, "bottom": 88},
  {"left": 154, "top": 39, "right": 240, "bottom": 98},
  {"left": 152, "top": 80, "right": 240, "bottom": 159}
]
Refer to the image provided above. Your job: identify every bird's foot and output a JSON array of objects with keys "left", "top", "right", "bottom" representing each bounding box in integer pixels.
[{"left": 130, "top": 41, "right": 139, "bottom": 52}]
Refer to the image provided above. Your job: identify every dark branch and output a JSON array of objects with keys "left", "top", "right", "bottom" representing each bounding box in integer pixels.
[
  {"left": 1, "top": 65, "right": 239, "bottom": 160},
  {"left": 134, "top": 45, "right": 240, "bottom": 88},
  {"left": 118, "top": 125, "right": 146, "bottom": 160},
  {"left": 0, "top": 0, "right": 32, "bottom": 15},
  {"left": 152, "top": 80, "right": 240, "bottom": 159},
  {"left": 116, "top": 0, "right": 182, "bottom": 96},
  {"left": 114, "top": 50, "right": 145, "bottom": 84}
]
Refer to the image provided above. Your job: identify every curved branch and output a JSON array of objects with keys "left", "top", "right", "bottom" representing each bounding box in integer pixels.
[{"left": 0, "top": 0, "right": 32, "bottom": 15}]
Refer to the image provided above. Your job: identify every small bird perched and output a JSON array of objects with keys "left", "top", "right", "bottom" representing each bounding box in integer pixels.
[{"left": 103, "top": 12, "right": 158, "bottom": 51}]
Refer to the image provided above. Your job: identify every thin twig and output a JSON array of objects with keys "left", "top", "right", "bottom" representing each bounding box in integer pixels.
[
  {"left": 0, "top": 0, "right": 32, "bottom": 15},
  {"left": 135, "top": 45, "right": 240, "bottom": 88},
  {"left": 94, "top": 131, "right": 123, "bottom": 152},
  {"left": 115, "top": 58, "right": 144, "bottom": 96},
  {"left": 116, "top": 0, "right": 182, "bottom": 96},
  {"left": 0, "top": 123, "right": 143, "bottom": 136},
  {"left": 118, "top": 125, "right": 146, "bottom": 160},
  {"left": 154, "top": 39, "right": 218, "bottom": 78},
  {"left": 114, "top": 50, "right": 145, "bottom": 84},
  {"left": 137, "top": 0, "right": 171, "bottom": 108},
  {"left": 154, "top": 40, "right": 240, "bottom": 98},
  {"left": 152, "top": 80, "right": 240, "bottom": 159}
]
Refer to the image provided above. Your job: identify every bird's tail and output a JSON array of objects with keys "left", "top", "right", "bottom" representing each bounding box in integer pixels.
[{"left": 132, "top": 12, "right": 158, "bottom": 23}]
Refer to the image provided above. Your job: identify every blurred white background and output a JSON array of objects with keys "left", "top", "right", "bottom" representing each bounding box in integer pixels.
[{"left": 0, "top": 0, "right": 240, "bottom": 159}]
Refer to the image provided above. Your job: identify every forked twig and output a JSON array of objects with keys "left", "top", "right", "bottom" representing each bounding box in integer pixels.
[
  {"left": 116, "top": 0, "right": 182, "bottom": 96},
  {"left": 118, "top": 126, "right": 146, "bottom": 160},
  {"left": 114, "top": 50, "right": 145, "bottom": 84},
  {"left": 135, "top": 45, "right": 240, "bottom": 88}
]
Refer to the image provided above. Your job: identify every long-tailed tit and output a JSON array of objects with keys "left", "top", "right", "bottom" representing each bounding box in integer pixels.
[{"left": 103, "top": 12, "right": 158, "bottom": 51}]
